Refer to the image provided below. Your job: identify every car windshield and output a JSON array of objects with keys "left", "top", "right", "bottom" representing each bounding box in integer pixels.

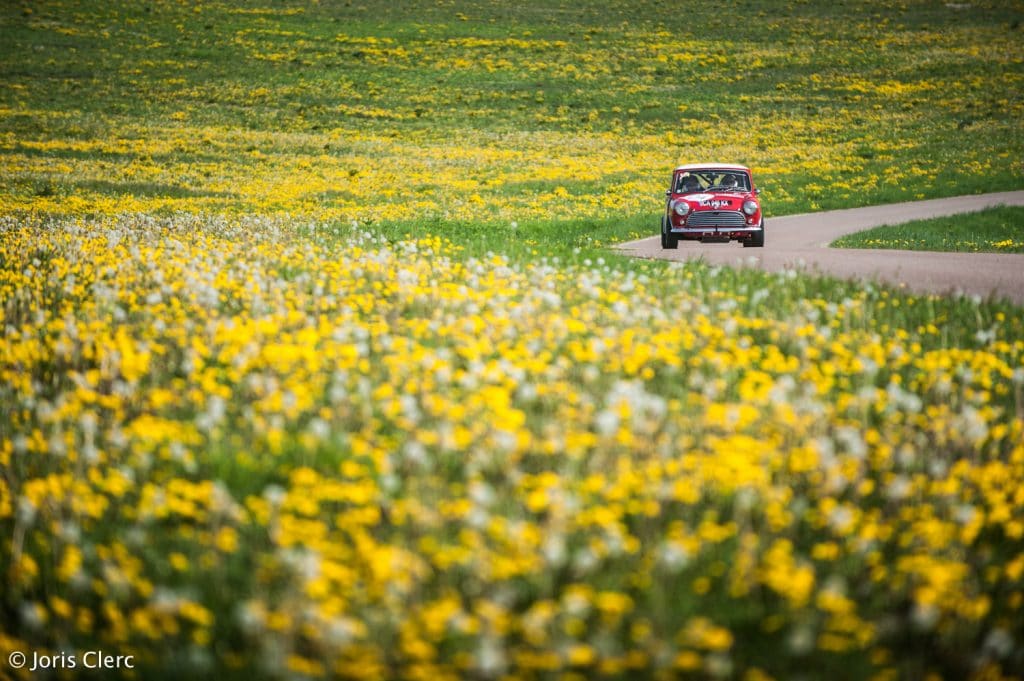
[{"left": 675, "top": 170, "right": 751, "bottom": 193}]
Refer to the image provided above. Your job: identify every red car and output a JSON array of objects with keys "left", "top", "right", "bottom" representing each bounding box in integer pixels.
[{"left": 661, "top": 164, "right": 764, "bottom": 248}]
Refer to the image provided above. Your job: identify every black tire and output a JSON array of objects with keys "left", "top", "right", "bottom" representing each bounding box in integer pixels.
[
  {"left": 743, "top": 219, "right": 765, "bottom": 248},
  {"left": 661, "top": 216, "right": 678, "bottom": 250}
]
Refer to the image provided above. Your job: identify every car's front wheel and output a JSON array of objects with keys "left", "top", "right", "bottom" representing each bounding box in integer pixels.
[
  {"left": 743, "top": 219, "right": 765, "bottom": 248},
  {"left": 661, "top": 217, "right": 678, "bottom": 249}
]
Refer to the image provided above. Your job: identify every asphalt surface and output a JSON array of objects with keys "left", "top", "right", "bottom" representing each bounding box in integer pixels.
[{"left": 615, "top": 191, "right": 1024, "bottom": 304}]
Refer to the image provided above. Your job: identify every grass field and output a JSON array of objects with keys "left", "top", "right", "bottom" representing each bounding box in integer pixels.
[
  {"left": 3, "top": 0, "right": 1023, "bottom": 236},
  {"left": 3, "top": 2, "right": 1024, "bottom": 680},
  {"left": 833, "top": 206, "right": 1024, "bottom": 253}
]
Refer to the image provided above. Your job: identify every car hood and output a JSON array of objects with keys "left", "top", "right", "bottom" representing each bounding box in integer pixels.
[{"left": 674, "top": 191, "right": 753, "bottom": 210}]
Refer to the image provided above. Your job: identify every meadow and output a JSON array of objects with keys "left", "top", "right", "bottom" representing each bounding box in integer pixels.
[
  {"left": 2, "top": 1, "right": 1024, "bottom": 680},
  {"left": 833, "top": 207, "right": 1024, "bottom": 254}
]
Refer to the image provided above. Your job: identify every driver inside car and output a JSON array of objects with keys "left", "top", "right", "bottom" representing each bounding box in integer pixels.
[{"left": 680, "top": 175, "right": 701, "bottom": 193}]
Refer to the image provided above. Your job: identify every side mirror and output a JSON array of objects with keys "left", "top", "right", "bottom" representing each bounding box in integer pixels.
[
  {"left": 665, "top": 189, "right": 672, "bottom": 196},
  {"left": 754, "top": 188, "right": 761, "bottom": 195}
]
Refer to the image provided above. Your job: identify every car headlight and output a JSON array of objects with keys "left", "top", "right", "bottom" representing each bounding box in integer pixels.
[
  {"left": 673, "top": 201, "right": 690, "bottom": 216},
  {"left": 742, "top": 200, "right": 759, "bottom": 216}
]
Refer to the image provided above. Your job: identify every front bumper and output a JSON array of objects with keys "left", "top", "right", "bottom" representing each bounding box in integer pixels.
[
  {"left": 669, "top": 223, "right": 762, "bottom": 243},
  {"left": 669, "top": 225, "right": 762, "bottom": 234}
]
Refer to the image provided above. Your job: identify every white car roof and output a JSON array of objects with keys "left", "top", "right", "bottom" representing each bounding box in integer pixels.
[{"left": 674, "top": 163, "right": 750, "bottom": 173}]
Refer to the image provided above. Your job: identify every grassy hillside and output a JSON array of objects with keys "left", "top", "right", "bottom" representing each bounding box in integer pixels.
[
  {"left": 2, "top": 2, "right": 1024, "bottom": 681},
  {"left": 2, "top": 0, "right": 1023, "bottom": 231}
]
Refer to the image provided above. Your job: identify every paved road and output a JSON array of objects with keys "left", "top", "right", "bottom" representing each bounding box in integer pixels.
[{"left": 615, "top": 191, "right": 1024, "bottom": 303}]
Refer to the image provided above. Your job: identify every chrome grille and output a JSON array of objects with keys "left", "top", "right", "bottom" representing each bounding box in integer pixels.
[{"left": 687, "top": 211, "right": 746, "bottom": 228}]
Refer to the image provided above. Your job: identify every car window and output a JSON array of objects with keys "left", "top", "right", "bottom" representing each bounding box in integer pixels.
[{"left": 676, "top": 170, "right": 750, "bottom": 192}]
